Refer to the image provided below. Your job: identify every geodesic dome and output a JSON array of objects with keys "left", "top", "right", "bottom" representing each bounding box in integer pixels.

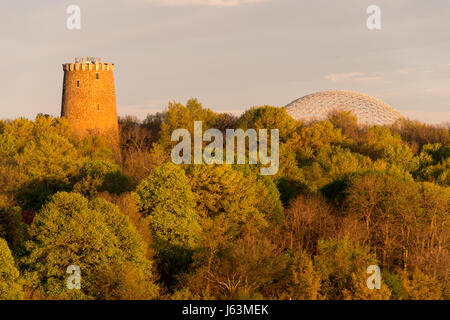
[{"left": 285, "top": 90, "right": 403, "bottom": 125}]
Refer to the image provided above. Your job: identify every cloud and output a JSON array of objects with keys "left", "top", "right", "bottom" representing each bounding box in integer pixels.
[
  {"left": 324, "top": 72, "right": 381, "bottom": 82},
  {"left": 151, "top": 0, "right": 265, "bottom": 7}
]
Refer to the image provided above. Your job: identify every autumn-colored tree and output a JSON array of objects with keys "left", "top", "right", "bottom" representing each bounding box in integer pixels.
[
  {"left": 409, "top": 182, "right": 449, "bottom": 283},
  {"left": 214, "top": 113, "right": 238, "bottom": 133},
  {"left": 122, "top": 144, "right": 168, "bottom": 187},
  {"left": 286, "top": 121, "right": 347, "bottom": 162},
  {"left": 390, "top": 118, "right": 450, "bottom": 152},
  {"left": 401, "top": 269, "right": 444, "bottom": 300},
  {"left": 328, "top": 110, "right": 359, "bottom": 142},
  {"left": 0, "top": 238, "right": 24, "bottom": 300},
  {"left": 282, "top": 194, "right": 336, "bottom": 252}
]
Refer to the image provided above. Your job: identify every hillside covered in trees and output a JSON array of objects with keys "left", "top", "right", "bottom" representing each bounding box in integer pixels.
[{"left": 0, "top": 99, "right": 449, "bottom": 300}]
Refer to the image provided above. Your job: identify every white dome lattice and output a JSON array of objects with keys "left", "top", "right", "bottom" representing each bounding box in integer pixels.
[{"left": 285, "top": 90, "right": 403, "bottom": 125}]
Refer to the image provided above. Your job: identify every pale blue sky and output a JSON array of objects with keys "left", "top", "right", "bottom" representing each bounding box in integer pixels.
[{"left": 1, "top": 0, "right": 449, "bottom": 123}]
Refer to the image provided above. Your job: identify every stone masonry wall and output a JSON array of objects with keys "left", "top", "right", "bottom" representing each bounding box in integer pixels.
[{"left": 61, "top": 62, "right": 119, "bottom": 144}]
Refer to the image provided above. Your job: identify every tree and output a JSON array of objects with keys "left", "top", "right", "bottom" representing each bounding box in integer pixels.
[
  {"left": 186, "top": 164, "right": 269, "bottom": 237},
  {"left": 22, "top": 192, "right": 158, "bottom": 299},
  {"left": 0, "top": 116, "right": 117, "bottom": 211},
  {"left": 156, "top": 99, "right": 217, "bottom": 152},
  {"left": 99, "top": 192, "right": 153, "bottom": 259},
  {"left": 237, "top": 106, "right": 300, "bottom": 143},
  {"left": 415, "top": 143, "right": 450, "bottom": 186},
  {"left": 358, "top": 126, "right": 418, "bottom": 172},
  {"left": 121, "top": 144, "right": 168, "bottom": 188},
  {"left": 14, "top": 133, "right": 86, "bottom": 210},
  {"left": 286, "top": 121, "right": 347, "bottom": 162},
  {"left": 73, "top": 160, "right": 130, "bottom": 197},
  {"left": 390, "top": 118, "right": 450, "bottom": 152},
  {"left": 0, "top": 238, "right": 24, "bottom": 300},
  {"left": 182, "top": 234, "right": 287, "bottom": 299},
  {"left": 328, "top": 110, "right": 359, "bottom": 142},
  {"left": 401, "top": 269, "right": 444, "bottom": 300},
  {"left": 278, "top": 250, "right": 322, "bottom": 300},
  {"left": 344, "top": 172, "right": 421, "bottom": 268},
  {"left": 135, "top": 162, "right": 202, "bottom": 248},
  {"left": 214, "top": 113, "right": 238, "bottom": 133},
  {"left": 313, "top": 238, "right": 391, "bottom": 300},
  {"left": 282, "top": 195, "right": 336, "bottom": 252},
  {"left": 0, "top": 206, "right": 28, "bottom": 257}
]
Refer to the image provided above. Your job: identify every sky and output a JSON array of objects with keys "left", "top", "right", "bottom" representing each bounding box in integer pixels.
[{"left": 0, "top": 0, "right": 449, "bottom": 123}]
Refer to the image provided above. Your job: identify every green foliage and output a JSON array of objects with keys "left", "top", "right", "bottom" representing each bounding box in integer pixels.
[
  {"left": 135, "top": 162, "right": 202, "bottom": 248},
  {"left": 230, "top": 164, "right": 284, "bottom": 224},
  {"left": 1, "top": 102, "right": 449, "bottom": 300},
  {"left": 0, "top": 116, "right": 117, "bottom": 210},
  {"left": 343, "top": 172, "right": 449, "bottom": 271},
  {"left": 313, "top": 238, "right": 391, "bottom": 300},
  {"left": 14, "top": 133, "right": 85, "bottom": 209},
  {"left": 22, "top": 192, "right": 158, "bottom": 299},
  {"left": 157, "top": 98, "right": 217, "bottom": 151},
  {"left": 0, "top": 206, "right": 28, "bottom": 257},
  {"left": 186, "top": 164, "right": 269, "bottom": 238},
  {"left": 73, "top": 160, "right": 130, "bottom": 197},
  {"left": 382, "top": 270, "right": 406, "bottom": 300},
  {"left": 237, "top": 106, "right": 300, "bottom": 142},
  {"left": 358, "top": 126, "right": 419, "bottom": 172},
  {"left": 0, "top": 238, "right": 24, "bottom": 300},
  {"left": 415, "top": 143, "right": 450, "bottom": 186},
  {"left": 279, "top": 250, "right": 322, "bottom": 300}
]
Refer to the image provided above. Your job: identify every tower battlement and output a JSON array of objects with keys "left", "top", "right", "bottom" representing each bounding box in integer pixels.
[
  {"left": 60, "top": 57, "right": 119, "bottom": 146},
  {"left": 62, "top": 62, "right": 115, "bottom": 72}
]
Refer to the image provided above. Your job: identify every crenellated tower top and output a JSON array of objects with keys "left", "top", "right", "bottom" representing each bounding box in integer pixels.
[
  {"left": 63, "top": 57, "right": 114, "bottom": 72},
  {"left": 60, "top": 57, "right": 119, "bottom": 149}
]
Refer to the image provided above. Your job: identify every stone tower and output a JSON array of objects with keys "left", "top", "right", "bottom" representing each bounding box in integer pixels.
[{"left": 61, "top": 57, "right": 119, "bottom": 143}]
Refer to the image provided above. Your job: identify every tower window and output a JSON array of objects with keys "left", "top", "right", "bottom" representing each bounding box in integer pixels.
[
  {"left": 97, "top": 103, "right": 100, "bottom": 111},
  {"left": 76, "top": 80, "right": 80, "bottom": 87},
  {"left": 96, "top": 73, "right": 99, "bottom": 80}
]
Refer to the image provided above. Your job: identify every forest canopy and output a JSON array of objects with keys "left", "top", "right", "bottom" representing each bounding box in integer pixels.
[{"left": 0, "top": 101, "right": 449, "bottom": 300}]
